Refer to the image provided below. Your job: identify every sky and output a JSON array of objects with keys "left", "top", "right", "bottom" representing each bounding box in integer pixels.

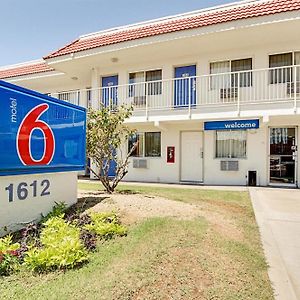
[{"left": 0, "top": 0, "right": 235, "bottom": 67}]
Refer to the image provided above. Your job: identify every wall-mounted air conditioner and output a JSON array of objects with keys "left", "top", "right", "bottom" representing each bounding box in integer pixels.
[
  {"left": 133, "top": 96, "right": 146, "bottom": 106},
  {"left": 133, "top": 159, "right": 148, "bottom": 169},
  {"left": 287, "top": 82, "right": 300, "bottom": 95},
  {"left": 220, "top": 160, "right": 239, "bottom": 171},
  {"left": 220, "top": 87, "right": 238, "bottom": 100}
]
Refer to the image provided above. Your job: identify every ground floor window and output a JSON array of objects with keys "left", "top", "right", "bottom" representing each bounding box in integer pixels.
[
  {"left": 128, "top": 132, "right": 161, "bottom": 157},
  {"left": 216, "top": 130, "right": 247, "bottom": 158}
]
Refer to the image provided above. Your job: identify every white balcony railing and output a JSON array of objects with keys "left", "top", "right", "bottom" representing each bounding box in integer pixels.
[{"left": 52, "top": 65, "right": 300, "bottom": 118}]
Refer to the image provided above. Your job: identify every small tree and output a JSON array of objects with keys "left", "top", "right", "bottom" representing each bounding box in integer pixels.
[{"left": 86, "top": 104, "right": 136, "bottom": 193}]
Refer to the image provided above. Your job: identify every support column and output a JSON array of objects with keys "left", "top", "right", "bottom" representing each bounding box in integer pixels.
[{"left": 90, "top": 68, "right": 100, "bottom": 179}]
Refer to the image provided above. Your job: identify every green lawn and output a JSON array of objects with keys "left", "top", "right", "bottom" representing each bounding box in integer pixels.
[{"left": 0, "top": 183, "right": 273, "bottom": 300}]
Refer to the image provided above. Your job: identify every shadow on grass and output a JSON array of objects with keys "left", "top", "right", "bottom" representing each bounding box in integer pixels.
[{"left": 117, "top": 189, "right": 140, "bottom": 195}]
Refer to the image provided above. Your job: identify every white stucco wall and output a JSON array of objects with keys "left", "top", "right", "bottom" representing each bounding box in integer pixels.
[
  {"left": 0, "top": 171, "right": 78, "bottom": 236},
  {"left": 203, "top": 126, "right": 268, "bottom": 186},
  {"left": 124, "top": 116, "right": 300, "bottom": 187}
]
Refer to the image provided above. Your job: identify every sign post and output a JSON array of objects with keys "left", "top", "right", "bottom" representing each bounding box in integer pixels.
[{"left": 0, "top": 80, "right": 86, "bottom": 236}]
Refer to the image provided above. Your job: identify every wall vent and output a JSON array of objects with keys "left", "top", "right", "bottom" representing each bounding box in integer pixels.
[
  {"left": 220, "top": 160, "right": 239, "bottom": 171},
  {"left": 220, "top": 87, "right": 238, "bottom": 100},
  {"left": 133, "top": 96, "right": 146, "bottom": 106},
  {"left": 287, "top": 82, "right": 300, "bottom": 95},
  {"left": 133, "top": 159, "right": 148, "bottom": 169}
]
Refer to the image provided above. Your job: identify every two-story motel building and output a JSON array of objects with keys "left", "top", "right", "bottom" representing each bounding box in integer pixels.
[{"left": 1, "top": 0, "right": 300, "bottom": 187}]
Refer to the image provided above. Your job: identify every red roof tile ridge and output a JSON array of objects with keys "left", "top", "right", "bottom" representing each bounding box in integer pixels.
[
  {"left": 0, "top": 61, "right": 54, "bottom": 80},
  {"left": 79, "top": 0, "right": 264, "bottom": 41},
  {"left": 0, "top": 59, "right": 45, "bottom": 71}
]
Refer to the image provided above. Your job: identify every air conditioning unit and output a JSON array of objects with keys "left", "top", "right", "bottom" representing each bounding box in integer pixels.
[
  {"left": 220, "top": 87, "right": 238, "bottom": 100},
  {"left": 287, "top": 82, "right": 300, "bottom": 95},
  {"left": 133, "top": 96, "right": 146, "bottom": 106},
  {"left": 133, "top": 159, "right": 148, "bottom": 169},
  {"left": 220, "top": 160, "right": 239, "bottom": 171}
]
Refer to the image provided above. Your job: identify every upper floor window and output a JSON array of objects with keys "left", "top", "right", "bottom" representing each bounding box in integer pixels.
[
  {"left": 210, "top": 58, "right": 252, "bottom": 89},
  {"left": 129, "top": 69, "right": 162, "bottom": 98},
  {"left": 269, "top": 52, "right": 300, "bottom": 84}
]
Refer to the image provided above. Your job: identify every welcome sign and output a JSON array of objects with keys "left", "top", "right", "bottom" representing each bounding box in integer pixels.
[
  {"left": 0, "top": 80, "right": 86, "bottom": 176},
  {"left": 204, "top": 119, "right": 259, "bottom": 131}
]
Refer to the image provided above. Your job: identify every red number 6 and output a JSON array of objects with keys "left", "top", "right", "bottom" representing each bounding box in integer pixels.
[{"left": 17, "top": 104, "right": 55, "bottom": 165}]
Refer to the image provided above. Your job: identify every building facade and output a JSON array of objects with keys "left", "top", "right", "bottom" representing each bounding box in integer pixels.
[{"left": 1, "top": 0, "right": 300, "bottom": 187}]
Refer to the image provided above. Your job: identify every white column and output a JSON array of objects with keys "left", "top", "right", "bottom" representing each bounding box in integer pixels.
[
  {"left": 90, "top": 67, "right": 100, "bottom": 179},
  {"left": 91, "top": 67, "right": 100, "bottom": 109}
]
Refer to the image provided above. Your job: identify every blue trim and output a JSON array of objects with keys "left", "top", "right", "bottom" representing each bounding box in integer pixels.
[
  {"left": 0, "top": 166, "right": 84, "bottom": 177},
  {"left": 204, "top": 119, "right": 260, "bottom": 131}
]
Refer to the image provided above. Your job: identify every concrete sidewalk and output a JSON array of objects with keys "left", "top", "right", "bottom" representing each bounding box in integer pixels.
[
  {"left": 250, "top": 188, "right": 300, "bottom": 300},
  {"left": 78, "top": 179, "right": 248, "bottom": 191}
]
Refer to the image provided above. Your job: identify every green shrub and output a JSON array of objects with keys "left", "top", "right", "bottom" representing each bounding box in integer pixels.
[
  {"left": 84, "top": 212, "right": 127, "bottom": 239},
  {"left": 24, "top": 217, "right": 88, "bottom": 272},
  {"left": 0, "top": 235, "right": 20, "bottom": 252},
  {"left": 40, "top": 202, "right": 67, "bottom": 223},
  {"left": 0, "top": 235, "right": 21, "bottom": 275}
]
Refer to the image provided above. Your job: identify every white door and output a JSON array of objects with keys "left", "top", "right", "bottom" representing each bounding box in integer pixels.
[{"left": 180, "top": 131, "right": 203, "bottom": 182}]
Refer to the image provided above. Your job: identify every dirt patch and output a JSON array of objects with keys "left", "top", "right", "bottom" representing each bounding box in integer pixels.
[
  {"left": 78, "top": 190, "right": 201, "bottom": 223},
  {"left": 78, "top": 190, "right": 243, "bottom": 241}
]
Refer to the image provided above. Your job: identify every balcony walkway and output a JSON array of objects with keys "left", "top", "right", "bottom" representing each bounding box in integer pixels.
[{"left": 53, "top": 65, "right": 300, "bottom": 121}]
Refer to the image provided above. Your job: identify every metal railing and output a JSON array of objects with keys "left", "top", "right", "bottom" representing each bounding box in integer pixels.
[{"left": 51, "top": 65, "right": 300, "bottom": 118}]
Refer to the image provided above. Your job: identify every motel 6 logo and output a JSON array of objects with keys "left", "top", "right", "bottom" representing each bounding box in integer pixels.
[{"left": 16, "top": 104, "right": 55, "bottom": 166}]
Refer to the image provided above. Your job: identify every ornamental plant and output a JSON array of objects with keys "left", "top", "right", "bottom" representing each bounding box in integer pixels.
[
  {"left": 84, "top": 212, "right": 127, "bottom": 239},
  {"left": 0, "top": 235, "right": 21, "bottom": 275},
  {"left": 86, "top": 104, "right": 137, "bottom": 193},
  {"left": 24, "top": 216, "right": 88, "bottom": 272}
]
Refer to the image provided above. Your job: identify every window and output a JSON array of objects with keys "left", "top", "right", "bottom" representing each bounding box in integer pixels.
[
  {"left": 216, "top": 130, "right": 247, "bottom": 158},
  {"left": 210, "top": 58, "right": 252, "bottom": 89},
  {"left": 231, "top": 58, "right": 252, "bottom": 87},
  {"left": 129, "top": 69, "right": 162, "bottom": 97},
  {"left": 128, "top": 132, "right": 161, "bottom": 157},
  {"left": 269, "top": 51, "right": 300, "bottom": 84},
  {"left": 269, "top": 52, "right": 292, "bottom": 84},
  {"left": 128, "top": 133, "right": 144, "bottom": 157}
]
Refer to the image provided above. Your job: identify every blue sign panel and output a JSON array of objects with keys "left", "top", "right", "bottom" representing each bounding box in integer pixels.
[
  {"left": 204, "top": 119, "right": 259, "bottom": 131},
  {"left": 0, "top": 80, "right": 86, "bottom": 176}
]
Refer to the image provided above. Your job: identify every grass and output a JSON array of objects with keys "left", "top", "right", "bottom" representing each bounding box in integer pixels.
[{"left": 0, "top": 183, "right": 273, "bottom": 300}]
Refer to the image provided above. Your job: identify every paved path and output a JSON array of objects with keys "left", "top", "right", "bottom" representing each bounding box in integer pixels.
[
  {"left": 78, "top": 179, "right": 247, "bottom": 191},
  {"left": 250, "top": 188, "right": 300, "bottom": 300}
]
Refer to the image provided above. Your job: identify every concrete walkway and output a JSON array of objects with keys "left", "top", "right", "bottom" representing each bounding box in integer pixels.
[
  {"left": 250, "top": 188, "right": 300, "bottom": 300},
  {"left": 78, "top": 179, "right": 247, "bottom": 191}
]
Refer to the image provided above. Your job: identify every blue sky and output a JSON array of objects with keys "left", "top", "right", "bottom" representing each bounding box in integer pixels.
[{"left": 0, "top": 0, "right": 235, "bottom": 67}]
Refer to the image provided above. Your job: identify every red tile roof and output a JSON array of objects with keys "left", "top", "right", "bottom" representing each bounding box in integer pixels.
[
  {"left": 0, "top": 62, "right": 54, "bottom": 80},
  {"left": 45, "top": 0, "right": 300, "bottom": 59}
]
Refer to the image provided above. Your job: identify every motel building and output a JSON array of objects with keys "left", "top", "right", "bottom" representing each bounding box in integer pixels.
[{"left": 1, "top": 0, "right": 300, "bottom": 187}]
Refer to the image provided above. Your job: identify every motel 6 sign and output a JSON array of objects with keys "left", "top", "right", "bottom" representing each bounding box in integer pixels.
[{"left": 0, "top": 80, "right": 86, "bottom": 176}]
